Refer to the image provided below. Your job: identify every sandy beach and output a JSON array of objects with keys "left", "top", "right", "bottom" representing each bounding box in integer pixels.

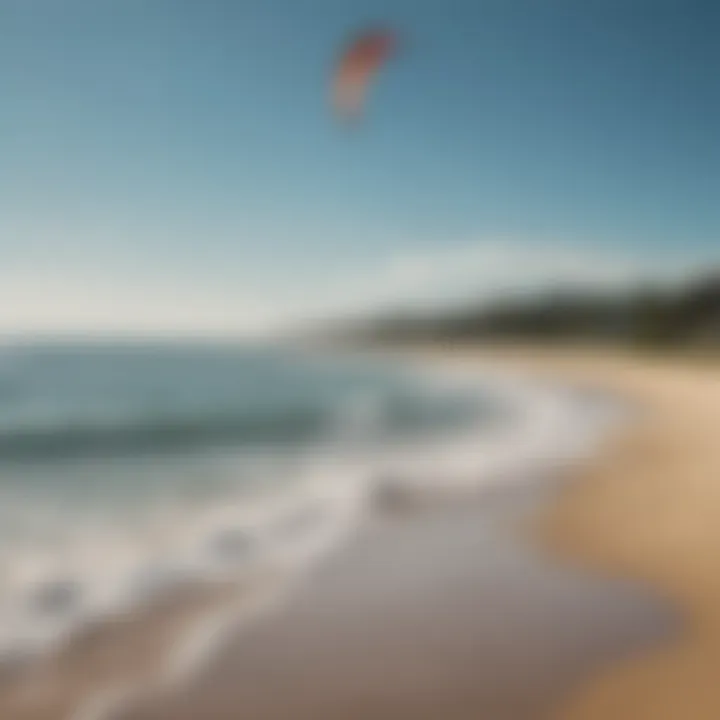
[
  {"left": 117, "top": 345, "right": 717, "bottom": 720},
  {"left": 419, "top": 346, "right": 720, "bottom": 719},
  {"left": 123, "top": 482, "right": 669, "bottom": 720},
  {"left": 4, "top": 346, "right": 719, "bottom": 720},
  {"left": 481, "top": 347, "right": 720, "bottom": 719}
]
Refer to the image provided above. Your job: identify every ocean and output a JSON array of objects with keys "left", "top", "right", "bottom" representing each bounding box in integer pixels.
[{"left": 0, "top": 342, "right": 614, "bottom": 673}]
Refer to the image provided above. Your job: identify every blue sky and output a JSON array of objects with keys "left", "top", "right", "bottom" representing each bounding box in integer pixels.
[{"left": 2, "top": 0, "right": 718, "bottom": 334}]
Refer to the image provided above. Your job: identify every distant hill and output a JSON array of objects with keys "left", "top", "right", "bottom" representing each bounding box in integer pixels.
[{"left": 338, "top": 272, "right": 720, "bottom": 350}]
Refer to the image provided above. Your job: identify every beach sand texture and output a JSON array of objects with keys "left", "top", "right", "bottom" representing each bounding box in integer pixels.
[
  {"left": 124, "top": 346, "right": 720, "bottom": 720},
  {"left": 125, "top": 485, "right": 669, "bottom": 720},
  {"left": 467, "top": 347, "right": 720, "bottom": 719}
]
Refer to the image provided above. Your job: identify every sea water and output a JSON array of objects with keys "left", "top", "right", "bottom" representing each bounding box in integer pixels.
[{"left": 0, "top": 342, "right": 616, "bottom": 667}]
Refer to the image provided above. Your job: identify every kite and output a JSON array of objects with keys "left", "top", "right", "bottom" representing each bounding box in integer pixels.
[{"left": 332, "top": 27, "right": 397, "bottom": 123}]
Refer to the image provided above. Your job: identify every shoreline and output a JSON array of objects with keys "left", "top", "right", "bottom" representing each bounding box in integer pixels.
[
  {"left": 125, "top": 480, "right": 671, "bottom": 720},
  {"left": 412, "top": 344, "right": 720, "bottom": 718},
  {"left": 0, "top": 347, "right": 625, "bottom": 720},
  {"left": 489, "top": 347, "right": 720, "bottom": 719},
  {"left": 120, "top": 346, "right": 685, "bottom": 720},
  {"left": 4, "top": 344, "right": 715, "bottom": 719}
]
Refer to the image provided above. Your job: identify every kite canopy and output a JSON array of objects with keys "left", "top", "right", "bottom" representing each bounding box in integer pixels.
[{"left": 332, "top": 27, "right": 397, "bottom": 123}]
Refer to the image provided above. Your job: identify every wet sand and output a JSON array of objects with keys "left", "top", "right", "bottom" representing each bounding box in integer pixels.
[
  {"left": 123, "top": 478, "right": 672, "bottom": 719},
  {"left": 0, "top": 581, "right": 250, "bottom": 720}
]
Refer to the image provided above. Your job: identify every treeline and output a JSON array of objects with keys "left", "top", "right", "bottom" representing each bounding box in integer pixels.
[{"left": 347, "top": 272, "right": 720, "bottom": 348}]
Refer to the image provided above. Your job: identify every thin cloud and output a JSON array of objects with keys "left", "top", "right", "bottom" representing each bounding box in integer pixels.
[
  {"left": 0, "top": 239, "right": 716, "bottom": 337},
  {"left": 293, "top": 238, "right": 718, "bottom": 323}
]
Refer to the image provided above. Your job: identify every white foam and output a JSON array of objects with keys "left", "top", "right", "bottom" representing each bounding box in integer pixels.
[
  {"left": 0, "top": 363, "right": 622, "bottom": 703},
  {"left": 368, "top": 367, "right": 622, "bottom": 500},
  {"left": 0, "top": 460, "right": 369, "bottom": 667}
]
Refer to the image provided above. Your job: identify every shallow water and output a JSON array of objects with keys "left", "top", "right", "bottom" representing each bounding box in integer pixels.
[
  {"left": 0, "top": 342, "right": 511, "bottom": 665},
  {"left": 0, "top": 343, "right": 626, "bottom": 718}
]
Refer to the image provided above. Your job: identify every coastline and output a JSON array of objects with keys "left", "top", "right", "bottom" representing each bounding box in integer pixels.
[
  {"left": 477, "top": 346, "right": 720, "bottom": 719},
  {"left": 4, "top": 344, "right": 716, "bottom": 719},
  {"left": 121, "top": 345, "right": 688, "bottom": 720},
  {"left": 407, "top": 344, "right": 720, "bottom": 718},
  {"left": 125, "top": 480, "right": 670, "bottom": 720}
]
